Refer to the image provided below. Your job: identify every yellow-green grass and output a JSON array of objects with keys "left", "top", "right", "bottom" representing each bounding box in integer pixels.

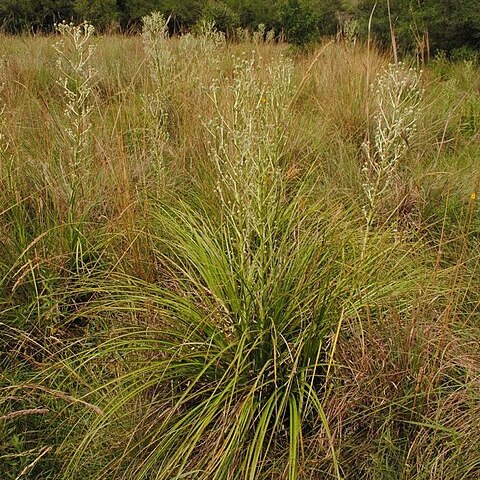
[{"left": 0, "top": 28, "right": 479, "bottom": 480}]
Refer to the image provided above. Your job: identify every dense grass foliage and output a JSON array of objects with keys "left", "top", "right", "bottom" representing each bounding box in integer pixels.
[{"left": 0, "top": 22, "right": 479, "bottom": 479}]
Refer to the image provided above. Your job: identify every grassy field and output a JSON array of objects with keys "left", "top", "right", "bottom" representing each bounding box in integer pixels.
[{"left": 1, "top": 18, "right": 479, "bottom": 479}]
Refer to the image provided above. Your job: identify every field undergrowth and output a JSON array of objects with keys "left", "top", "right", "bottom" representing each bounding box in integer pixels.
[{"left": 0, "top": 17, "right": 479, "bottom": 480}]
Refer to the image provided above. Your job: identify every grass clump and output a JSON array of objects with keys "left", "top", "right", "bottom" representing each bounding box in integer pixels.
[{"left": 0, "top": 23, "right": 479, "bottom": 480}]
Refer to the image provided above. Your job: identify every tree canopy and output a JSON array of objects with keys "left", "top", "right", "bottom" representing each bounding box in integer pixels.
[{"left": 1, "top": 0, "right": 479, "bottom": 56}]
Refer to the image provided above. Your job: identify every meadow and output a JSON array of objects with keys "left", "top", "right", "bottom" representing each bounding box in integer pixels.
[{"left": 0, "top": 16, "right": 479, "bottom": 479}]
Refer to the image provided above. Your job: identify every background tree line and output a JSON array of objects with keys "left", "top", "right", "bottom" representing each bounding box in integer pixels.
[{"left": 1, "top": 0, "right": 479, "bottom": 56}]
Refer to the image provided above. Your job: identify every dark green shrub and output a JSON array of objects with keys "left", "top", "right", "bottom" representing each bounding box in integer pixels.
[
  {"left": 202, "top": 0, "right": 239, "bottom": 35},
  {"left": 280, "top": 0, "right": 320, "bottom": 47}
]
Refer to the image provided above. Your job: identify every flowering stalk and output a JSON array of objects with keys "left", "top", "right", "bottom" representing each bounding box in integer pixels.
[
  {"left": 177, "top": 20, "right": 225, "bottom": 92},
  {"left": 361, "top": 62, "right": 423, "bottom": 253},
  {"left": 206, "top": 54, "right": 293, "bottom": 251},
  {"left": 54, "top": 21, "right": 97, "bottom": 204},
  {"left": 141, "top": 12, "right": 172, "bottom": 174}
]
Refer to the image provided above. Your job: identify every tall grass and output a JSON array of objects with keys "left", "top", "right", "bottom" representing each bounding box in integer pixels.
[{"left": 0, "top": 21, "right": 479, "bottom": 480}]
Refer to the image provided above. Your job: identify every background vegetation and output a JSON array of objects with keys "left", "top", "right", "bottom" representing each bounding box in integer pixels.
[
  {"left": 0, "top": 10, "right": 479, "bottom": 480},
  {"left": 1, "top": 0, "right": 480, "bottom": 54}
]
